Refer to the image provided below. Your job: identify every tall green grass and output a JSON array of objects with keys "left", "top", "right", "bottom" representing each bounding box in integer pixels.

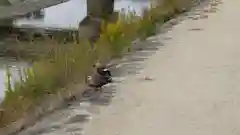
[{"left": 0, "top": 0, "right": 195, "bottom": 127}]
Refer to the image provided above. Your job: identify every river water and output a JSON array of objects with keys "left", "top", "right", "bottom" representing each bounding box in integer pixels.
[
  {"left": 14, "top": 0, "right": 150, "bottom": 29},
  {"left": 0, "top": 58, "right": 30, "bottom": 101},
  {"left": 0, "top": 0, "right": 149, "bottom": 100}
]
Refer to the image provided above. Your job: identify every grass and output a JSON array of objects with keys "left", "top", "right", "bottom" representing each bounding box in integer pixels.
[{"left": 0, "top": 0, "right": 195, "bottom": 128}]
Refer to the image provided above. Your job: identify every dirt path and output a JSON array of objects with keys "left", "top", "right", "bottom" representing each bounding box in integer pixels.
[
  {"left": 13, "top": 0, "right": 240, "bottom": 134},
  {"left": 83, "top": 0, "right": 240, "bottom": 135}
]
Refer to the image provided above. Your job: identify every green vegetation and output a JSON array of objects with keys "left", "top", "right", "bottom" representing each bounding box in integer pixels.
[{"left": 0, "top": 0, "right": 195, "bottom": 128}]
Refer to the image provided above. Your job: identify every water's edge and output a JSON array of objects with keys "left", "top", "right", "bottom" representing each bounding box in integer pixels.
[
  {"left": 0, "top": 0, "right": 207, "bottom": 134},
  {"left": 0, "top": 0, "right": 150, "bottom": 98}
]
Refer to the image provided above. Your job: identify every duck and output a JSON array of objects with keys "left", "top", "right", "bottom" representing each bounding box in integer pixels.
[{"left": 86, "top": 63, "right": 112, "bottom": 91}]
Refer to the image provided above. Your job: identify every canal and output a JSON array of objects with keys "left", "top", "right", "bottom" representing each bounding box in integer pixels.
[{"left": 0, "top": 0, "right": 150, "bottom": 100}]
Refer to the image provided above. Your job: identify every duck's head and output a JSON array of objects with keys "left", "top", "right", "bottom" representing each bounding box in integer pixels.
[{"left": 87, "top": 76, "right": 92, "bottom": 81}]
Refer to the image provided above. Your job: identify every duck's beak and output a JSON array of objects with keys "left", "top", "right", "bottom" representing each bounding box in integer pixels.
[
  {"left": 87, "top": 76, "right": 92, "bottom": 81},
  {"left": 103, "top": 68, "right": 108, "bottom": 72}
]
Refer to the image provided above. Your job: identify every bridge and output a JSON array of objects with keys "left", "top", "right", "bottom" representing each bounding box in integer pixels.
[
  {"left": 0, "top": 0, "right": 69, "bottom": 20},
  {"left": 0, "top": 0, "right": 115, "bottom": 25},
  {"left": 0, "top": 0, "right": 116, "bottom": 42}
]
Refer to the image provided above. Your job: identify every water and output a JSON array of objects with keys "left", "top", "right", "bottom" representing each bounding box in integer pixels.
[
  {"left": 14, "top": 0, "right": 150, "bottom": 29},
  {"left": 0, "top": 58, "right": 29, "bottom": 100},
  {"left": 0, "top": 0, "right": 150, "bottom": 99}
]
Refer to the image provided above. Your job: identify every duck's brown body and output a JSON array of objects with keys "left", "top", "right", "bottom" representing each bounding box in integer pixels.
[{"left": 87, "top": 63, "right": 112, "bottom": 90}]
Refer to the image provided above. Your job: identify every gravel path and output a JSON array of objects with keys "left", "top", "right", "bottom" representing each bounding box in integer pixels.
[{"left": 83, "top": 0, "right": 240, "bottom": 135}]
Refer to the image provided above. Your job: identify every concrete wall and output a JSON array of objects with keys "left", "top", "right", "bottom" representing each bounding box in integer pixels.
[
  {"left": 87, "top": 0, "right": 114, "bottom": 18},
  {"left": 79, "top": 0, "right": 116, "bottom": 43},
  {"left": 0, "top": 19, "right": 13, "bottom": 27},
  {"left": 78, "top": 16, "right": 102, "bottom": 42},
  {"left": 8, "top": 0, "right": 23, "bottom": 5},
  {"left": 0, "top": 0, "right": 11, "bottom": 5}
]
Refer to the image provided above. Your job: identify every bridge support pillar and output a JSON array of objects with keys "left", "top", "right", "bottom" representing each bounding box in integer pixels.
[
  {"left": 87, "top": 0, "right": 114, "bottom": 19},
  {"left": 0, "top": 19, "right": 13, "bottom": 27},
  {"left": 0, "top": 19, "right": 14, "bottom": 39},
  {"left": 0, "top": 0, "right": 11, "bottom": 5},
  {"left": 78, "top": 0, "right": 117, "bottom": 43}
]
